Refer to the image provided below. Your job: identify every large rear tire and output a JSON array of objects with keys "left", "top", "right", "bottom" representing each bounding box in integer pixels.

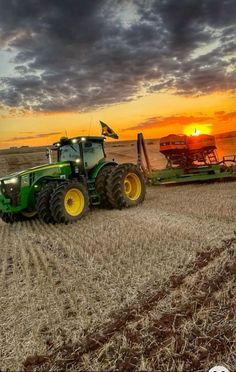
[
  {"left": 50, "top": 181, "right": 89, "bottom": 223},
  {"left": 95, "top": 165, "right": 116, "bottom": 209},
  {"left": 106, "top": 163, "right": 146, "bottom": 209},
  {"left": 36, "top": 182, "right": 58, "bottom": 223}
]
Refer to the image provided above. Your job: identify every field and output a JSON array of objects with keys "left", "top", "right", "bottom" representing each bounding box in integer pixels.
[
  {"left": 0, "top": 139, "right": 166, "bottom": 177},
  {"left": 0, "top": 141, "right": 236, "bottom": 371}
]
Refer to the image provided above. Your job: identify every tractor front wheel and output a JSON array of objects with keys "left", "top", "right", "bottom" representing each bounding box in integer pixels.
[
  {"left": 1, "top": 211, "right": 37, "bottom": 223},
  {"left": 106, "top": 163, "right": 146, "bottom": 209},
  {"left": 50, "top": 181, "right": 89, "bottom": 223},
  {"left": 1, "top": 213, "right": 20, "bottom": 224}
]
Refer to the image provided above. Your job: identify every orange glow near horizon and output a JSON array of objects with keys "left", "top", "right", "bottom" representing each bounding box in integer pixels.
[
  {"left": 184, "top": 124, "right": 212, "bottom": 136},
  {"left": 192, "top": 128, "right": 200, "bottom": 136},
  {"left": 0, "top": 91, "right": 235, "bottom": 148}
]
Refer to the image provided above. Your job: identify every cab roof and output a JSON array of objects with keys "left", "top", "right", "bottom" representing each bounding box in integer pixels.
[{"left": 53, "top": 136, "right": 105, "bottom": 147}]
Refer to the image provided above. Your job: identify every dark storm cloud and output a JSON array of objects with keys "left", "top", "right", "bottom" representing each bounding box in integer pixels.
[{"left": 0, "top": 0, "right": 235, "bottom": 112}]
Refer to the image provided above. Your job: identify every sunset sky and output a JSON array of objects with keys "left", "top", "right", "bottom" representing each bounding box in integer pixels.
[{"left": 0, "top": 0, "right": 235, "bottom": 148}]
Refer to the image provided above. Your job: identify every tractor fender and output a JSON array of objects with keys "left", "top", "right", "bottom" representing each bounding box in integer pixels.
[
  {"left": 26, "top": 168, "right": 72, "bottom": 210},
  {"left": 89, "top": 161, "right": 117, "bottom": 179},
  {"left": 32, "top": 175, "right": 65, "bottom": 187},
  {"left": 30, "top": 162, "right": 73, "bottom": 189}
]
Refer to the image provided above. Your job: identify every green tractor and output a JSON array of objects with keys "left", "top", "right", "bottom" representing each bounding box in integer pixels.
[{"left": 0, "top": 136, "right": 146, "bottom": 224}]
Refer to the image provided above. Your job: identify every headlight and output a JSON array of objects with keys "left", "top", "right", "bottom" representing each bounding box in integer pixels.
[
  {"left": 4, "top": 177, "right": 18, "bottom": 185},
  {"left": 2, "top": 177, "right": 20, "bottom": 206}
]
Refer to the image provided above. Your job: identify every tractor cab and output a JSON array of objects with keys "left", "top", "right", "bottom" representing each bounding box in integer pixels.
[
  {"left": 53, "top": 136, "right": 106, "bottom": 170},
  {"left": 0, "top": 133, "right": 146, "bottom": 224}
]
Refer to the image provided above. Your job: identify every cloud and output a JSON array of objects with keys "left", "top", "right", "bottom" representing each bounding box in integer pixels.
[
  {"left": 124, "top": 110, "right": 236, "bottom": 131},
  {"left": 0, "top": 0, "right": 235, "bottom": 112},
  {"left": 124, "top": 115, "right": 212, "bottom": 131},
  {"left": 215, "top": 110, "right": 236, "bottom": 120},
  {"left": 4, "top": 131, "right": 62, "bottom": 141}
]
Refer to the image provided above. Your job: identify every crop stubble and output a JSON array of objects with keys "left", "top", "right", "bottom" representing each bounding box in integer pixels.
[{"left": 0, "top": 152, "right": 236, "bottom": 371}]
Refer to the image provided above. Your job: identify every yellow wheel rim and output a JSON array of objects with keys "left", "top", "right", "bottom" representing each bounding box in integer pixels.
[
  {"left": 64, "top": 188, "right": 85, "bottom": 216},
  {"left": 21, "top": 210, "right": 37, "bottom": 218},
  {"left": 124, "top": 173, "right": 142, "bottom": 201}
]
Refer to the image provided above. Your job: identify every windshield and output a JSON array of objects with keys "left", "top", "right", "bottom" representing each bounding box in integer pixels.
[{"left": 59, "top": 144, "right": 80, "bottom": 162}]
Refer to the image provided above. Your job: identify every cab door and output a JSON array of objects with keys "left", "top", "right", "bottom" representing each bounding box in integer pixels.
[{"left": 83, "top": 141, "right": 105, "bottom": 170}]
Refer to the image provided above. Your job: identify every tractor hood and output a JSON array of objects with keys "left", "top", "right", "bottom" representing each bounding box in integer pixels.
[{"left": 0, "top": 162, "right": 71, "bottom": 182}]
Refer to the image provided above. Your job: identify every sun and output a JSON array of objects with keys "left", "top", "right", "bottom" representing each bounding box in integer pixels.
[
  {"left": 192, "top": 128, "right": 200, "bottom": 136},
  {"left": 184, "top": 124, "right": 212, "bottom": 136}
]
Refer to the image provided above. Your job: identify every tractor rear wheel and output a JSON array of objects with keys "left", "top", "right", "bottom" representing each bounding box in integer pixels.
[
  {"left": 50, "top": 181, "right": 89, "bottom": 223},
  {"left": 36, "top": 182, "right": 58, "bottom": 223},
  {"left": 106, "top": 163, "right": 146, "bottom": 209},
  {"left": 95, "top": 165, "right": 116, "bottom": 209}
]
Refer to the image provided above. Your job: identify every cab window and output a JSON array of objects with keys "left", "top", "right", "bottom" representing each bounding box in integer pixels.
[
  {"left": 83, "top": 142, "right": 105, "bottom": 169},
  {"left": 59, "top": 144, "right": 80, "bottom": 161}
]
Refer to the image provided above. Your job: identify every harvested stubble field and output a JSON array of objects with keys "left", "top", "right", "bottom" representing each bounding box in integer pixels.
[{"left": 0, "top": 146, "right": 236, "bottom": 372}]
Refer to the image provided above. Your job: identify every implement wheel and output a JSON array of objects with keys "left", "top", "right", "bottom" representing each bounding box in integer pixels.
[
  {"left": 106, "top": 163, "right": 146, "bottom": 209},
  {"left": 50, "top": 181, "right": 89, "bottom": 223},
  {"left": 95, "top": 165, "right": 116, "bottom": 209},
  {"left": 36, "top": 182, "right": 58, "bottom": 223}
]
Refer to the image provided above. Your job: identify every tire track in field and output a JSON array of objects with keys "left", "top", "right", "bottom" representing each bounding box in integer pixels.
[
  {"left": 19, "top": 221, "right": 79, "bottom": 318},
  {"left": 9, "top": 236, "right": 24, "bottom": 286},
  {"left": 114, "top": 258, "right": 235, "bottom": 371},
  {"left": 27, "top": 219, "right": 81, "bottom": 262},
  {"left": 19, "top": 220, "right": 94, "bottom": 322},
  {"left": 1, "top": 220, "right": 80, "bottom": 366},
  {"left": 33, "top": 242, "right": 78, "bottom": 318},
  {"left": 0, "top": 226, "right": 9, "bottom": 280},
  {"left": 2, "top": 227, "right": 68, "bottom": 356},
  {"left": 22, "top": 233, "right": 236, "bottom": 371},
  {"left": 19, "top": 241, "right": 37, "bottom": 289},
  {"left": 23, "top": 219, "right": 93, "bottom": 275},
  {"left": 43, "top": 248, "right": 79, "bottom": 317},
  {"left": 18, "top": 229, "right": 45, "bottom": 290},
  {"left": 0, "top": 226, "right": 16, "bottom": 288},
  {"left": 20, "top": 233, "right": 64, "bottom": 325},
  {"left": 101, "top": 259, "right": 235, "bottom": 372},
  {"left": 12, "top": 221, "right": 43, "bottom": 288},
  {"left": 0, "top": 224, "right": 29, "bottom": 292}
]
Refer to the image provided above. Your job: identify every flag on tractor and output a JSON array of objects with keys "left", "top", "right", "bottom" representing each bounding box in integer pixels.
[{"left": 100, "top": 121, "right": 119, "bottom": 139}]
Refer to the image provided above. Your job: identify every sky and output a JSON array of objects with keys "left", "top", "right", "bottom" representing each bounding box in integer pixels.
[{"left": 0, "top": 0, "right": 235, "bottom": 148}]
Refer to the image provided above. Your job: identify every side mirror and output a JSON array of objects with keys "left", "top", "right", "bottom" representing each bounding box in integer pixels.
[{"left": 46, "top": 148, "right": 52, "bottom": 164}]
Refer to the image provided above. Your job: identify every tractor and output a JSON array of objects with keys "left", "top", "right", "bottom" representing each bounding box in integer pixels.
[{"left": 0, "top": 136, "right": 146, "bottom": 224}]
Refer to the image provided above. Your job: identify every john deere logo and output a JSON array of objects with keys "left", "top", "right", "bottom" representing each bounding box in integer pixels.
[{"left": 209, "top": 366, "right": 230, "bottom": 372}]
